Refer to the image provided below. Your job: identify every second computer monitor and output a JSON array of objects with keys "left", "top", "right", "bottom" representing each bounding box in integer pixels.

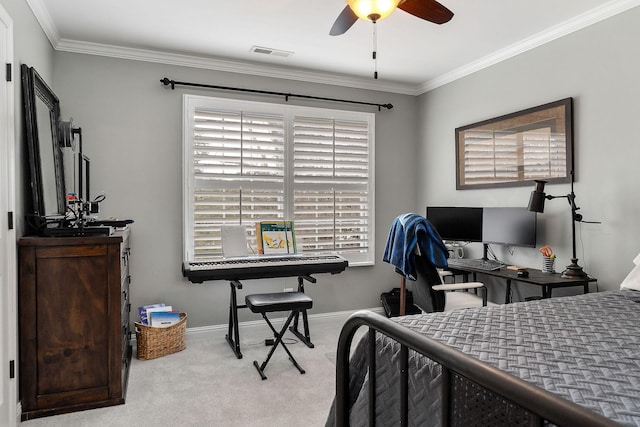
[{"left": 482, "top": 207, "right": 537, "bottom": 248}]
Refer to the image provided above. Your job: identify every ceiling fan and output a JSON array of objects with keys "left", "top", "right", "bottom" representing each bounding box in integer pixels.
[{"left": 329, "top": 0, "right": 454, "bottom": 36}]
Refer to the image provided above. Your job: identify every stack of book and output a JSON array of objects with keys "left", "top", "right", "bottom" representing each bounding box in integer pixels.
[{"left": 138, "top": 303, "right": 181, "bottom": 327}]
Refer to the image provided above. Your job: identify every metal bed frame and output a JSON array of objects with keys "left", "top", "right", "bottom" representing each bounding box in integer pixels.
[{"left": 334, "top": 310, "right": 621, "bottom": 427}]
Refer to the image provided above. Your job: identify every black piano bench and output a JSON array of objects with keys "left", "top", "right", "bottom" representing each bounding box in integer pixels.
[{"left": 245, "top": 291, "right": 313, "bottom": 380}]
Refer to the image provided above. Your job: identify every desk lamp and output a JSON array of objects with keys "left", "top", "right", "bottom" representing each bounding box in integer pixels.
[{"left": 527, "top": 174, "right": 588, "bottom": 279}]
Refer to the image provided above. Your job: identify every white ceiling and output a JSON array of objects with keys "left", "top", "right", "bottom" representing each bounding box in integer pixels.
[{"left": 29, "top": 0, "right": 640, "bottom": 94}]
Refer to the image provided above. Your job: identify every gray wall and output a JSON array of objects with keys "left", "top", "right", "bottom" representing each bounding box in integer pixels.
[
  {"left": 52, "top": 54, "right": 419, "bottom": 327},
  {"left": 417, "top": 6, "right": 640, "bottom": 302},
  {"left": 2, "top": 0, "right": 55, "bottom": 416},
  {"left": 9, "top": 0, "right": 640, "bottom": 327},
  {"left": 2, "top": 0, "right": 55, "bottom": 237}
]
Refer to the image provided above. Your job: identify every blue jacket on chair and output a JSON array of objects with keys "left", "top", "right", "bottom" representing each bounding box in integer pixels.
[{"left": 383, "top": 213, "right": 449, "bottom": 280}]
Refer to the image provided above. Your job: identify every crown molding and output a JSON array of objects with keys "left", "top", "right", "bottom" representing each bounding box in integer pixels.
[
  {"left": 26, "top": 0, "right": 59, "bottom": 47},
  {"left": 55, "top": 38, "right": 419, "bottom": 95},
  {"left": 417, "top": 0, "right": 640, "bottom": 94},
  {"left": 28, "top": 0, "right": 640, "bottom": 97}
]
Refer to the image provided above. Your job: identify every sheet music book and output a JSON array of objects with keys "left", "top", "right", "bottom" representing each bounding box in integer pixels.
[
  {"left": 145, "top": 305, "right": 173, "bottom": 325},
  {"left": 221, "top": 225, "right": 248, "bottom": 258},
  {"left": 150, "top": 311, "right": 181, "bottom": 327},
  {"left": 255, "top": 221, "right": 296, "bottom": 255},
  {"left": 138, "top": 303, "right": 165, "bottom": 325}
]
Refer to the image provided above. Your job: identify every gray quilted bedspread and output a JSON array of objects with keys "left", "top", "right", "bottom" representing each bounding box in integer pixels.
[{"left": 326, "top": 290, "right": 640, "bottom": 427}]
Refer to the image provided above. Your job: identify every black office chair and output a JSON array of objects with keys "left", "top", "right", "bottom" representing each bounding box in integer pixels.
[
  {"left": 245, "top": 291, "right": 313, "bottom": 380},
  {"left": 411, "top": 251, "right": 487, "bottom": 313},
  {"left": 383, "top": 213, "right": 487, "bottom": 314}
]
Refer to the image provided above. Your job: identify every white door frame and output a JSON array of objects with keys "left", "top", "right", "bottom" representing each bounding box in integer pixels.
[{"left": 0, "top": 4, "right": 17, "bottom": 426}]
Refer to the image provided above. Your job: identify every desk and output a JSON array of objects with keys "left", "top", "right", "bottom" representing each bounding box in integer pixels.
[{"left": 447, "top": 266, "right": 596, "bottom": 304}]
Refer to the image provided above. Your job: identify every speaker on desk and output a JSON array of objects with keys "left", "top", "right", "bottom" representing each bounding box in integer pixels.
[{"left": 445, "top": 244, "right": 464, "bottom": 259}]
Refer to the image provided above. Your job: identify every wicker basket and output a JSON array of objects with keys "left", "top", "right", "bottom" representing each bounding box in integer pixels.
[{"left": 135, "top": 313, "right": 187, "bottom": 360}]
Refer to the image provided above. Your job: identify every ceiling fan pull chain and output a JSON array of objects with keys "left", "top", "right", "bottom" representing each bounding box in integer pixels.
[{"left": 372, "top": 21, "right": 378, "bottom": 79}]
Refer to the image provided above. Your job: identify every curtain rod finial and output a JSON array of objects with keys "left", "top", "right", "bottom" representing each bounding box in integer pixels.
[{"left": 160, "top": 77, "right": 175, "bottom": 90}]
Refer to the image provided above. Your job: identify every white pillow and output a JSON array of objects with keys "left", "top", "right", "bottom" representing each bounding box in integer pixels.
[{"left": 620, "top": 252, "right": 640, "bottom": 291}]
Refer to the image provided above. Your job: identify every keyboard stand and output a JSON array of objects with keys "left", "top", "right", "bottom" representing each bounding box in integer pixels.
[
  {"left": 226, "top": 280, "right": 245, "bottom": 359},
  {"left": 225, "top": 275, "right": 316, "bottom": 359},
  {"left": 184, "top": 256, "right": 347, "bottom": 358}
]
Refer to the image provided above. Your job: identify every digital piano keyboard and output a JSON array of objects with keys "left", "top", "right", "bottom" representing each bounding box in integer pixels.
[{"left": 182, "top": 254, "right": 348, "bottom": 283}]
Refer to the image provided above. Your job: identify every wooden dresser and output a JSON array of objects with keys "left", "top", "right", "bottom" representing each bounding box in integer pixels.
[{"left": 18, "top": 227, "right": 132, "bottom": 420}]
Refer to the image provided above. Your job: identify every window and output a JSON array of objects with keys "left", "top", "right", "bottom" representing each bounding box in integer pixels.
[{"left": 183, "top": 95, "right": 375, "bottom": 266}]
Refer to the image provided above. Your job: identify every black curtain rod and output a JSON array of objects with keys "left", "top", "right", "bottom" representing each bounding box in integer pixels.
[{"left": 160, "top": 77, "right": 393, "bottom": 111}]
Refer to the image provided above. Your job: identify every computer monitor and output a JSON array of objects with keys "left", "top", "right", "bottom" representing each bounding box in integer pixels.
[
  {"left": 78, "top": 153, "right": 90, "bottom": 203},
  {"left": 426, "top": 207, "right": 483, "bottom": 243},
  {"left": 482, "top": 207, "right": 537, "bottom": 248}
]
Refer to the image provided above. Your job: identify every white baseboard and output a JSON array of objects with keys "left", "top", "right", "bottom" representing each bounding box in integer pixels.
[
  {"left": 186, "top": 307, "right": 385, "bottom": 340},
  {"left": 131, "top": 307, "right": 385, "bottom": 343}
]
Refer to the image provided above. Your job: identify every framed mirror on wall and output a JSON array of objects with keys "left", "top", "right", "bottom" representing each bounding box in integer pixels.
[
  {"left": 455, "top": 98, "right": 573, "bottom": 190},
  {"left": 21, "top": 64, "right": 66, "bottom": 231}
]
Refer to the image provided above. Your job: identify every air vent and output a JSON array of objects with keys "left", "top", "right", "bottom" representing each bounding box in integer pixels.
[{"left": 250, "top": 46, "right": 293, "bottom": 58}]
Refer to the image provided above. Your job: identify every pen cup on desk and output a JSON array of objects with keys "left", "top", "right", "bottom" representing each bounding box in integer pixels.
[{"left": 542, "top": 256, "right": 556, "bottom": 273}]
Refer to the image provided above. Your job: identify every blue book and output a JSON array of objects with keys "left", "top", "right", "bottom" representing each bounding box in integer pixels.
[{"left": 138, "top": 303, "right": 165, "bottom": 325}]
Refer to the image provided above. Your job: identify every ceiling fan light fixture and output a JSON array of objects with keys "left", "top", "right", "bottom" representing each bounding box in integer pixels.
[{"left": 347, "top": 0, "right": 401, "bottom": 22}]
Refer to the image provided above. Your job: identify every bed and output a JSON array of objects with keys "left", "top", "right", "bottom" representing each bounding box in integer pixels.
[{"left": 326, "top": 290, "right": 640, "bottom": 426}]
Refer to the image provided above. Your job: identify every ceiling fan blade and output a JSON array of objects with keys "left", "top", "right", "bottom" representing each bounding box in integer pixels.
[
  {"left": 329, "top": 5, "right": 359, "bottom": 36},
  {"left": 398, "top": 0, "right": 454, "bottom": 24}
]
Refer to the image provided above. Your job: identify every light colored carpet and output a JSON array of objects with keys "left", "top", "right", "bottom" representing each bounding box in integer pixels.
[
  {"left": 19, "top": 296, "right": 482, "bottom": 426},
  {"left": 20, "top": 312, "right": 363, "bottom": 427}
]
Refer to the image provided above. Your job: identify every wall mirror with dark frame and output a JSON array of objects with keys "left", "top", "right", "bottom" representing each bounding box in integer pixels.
[
  {"left": 21, "top": 64, "right": 67, "bottom": 231},
  {"left": 455, "top": 98, "right": 573, "bottom": 190}
]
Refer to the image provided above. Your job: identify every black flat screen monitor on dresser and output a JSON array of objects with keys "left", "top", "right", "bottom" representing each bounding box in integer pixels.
[
  {"left": 426, "top": 207, "right": 483, "bottom": 243},
  {"left": 482, "top": 207, "right": 537, "bottom": 248},
  {"left": 78, "top": 153, "right": 90, "bottom": 203}
]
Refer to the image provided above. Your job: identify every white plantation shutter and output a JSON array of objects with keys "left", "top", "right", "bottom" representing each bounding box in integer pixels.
[
  {"left": 183, "top": 95, "right": 375, "bottom": 265},
  {"left": 293, "top": 117, "right": 371, "bottom": 259}
]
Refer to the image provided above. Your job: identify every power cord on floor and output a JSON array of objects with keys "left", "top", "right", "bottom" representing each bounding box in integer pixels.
[
  {"left": 263, "top": 310, "right": 299, "bottom": 346},
  {"left": 264, "top": 337, "right": 298, "bottom": 346}
]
